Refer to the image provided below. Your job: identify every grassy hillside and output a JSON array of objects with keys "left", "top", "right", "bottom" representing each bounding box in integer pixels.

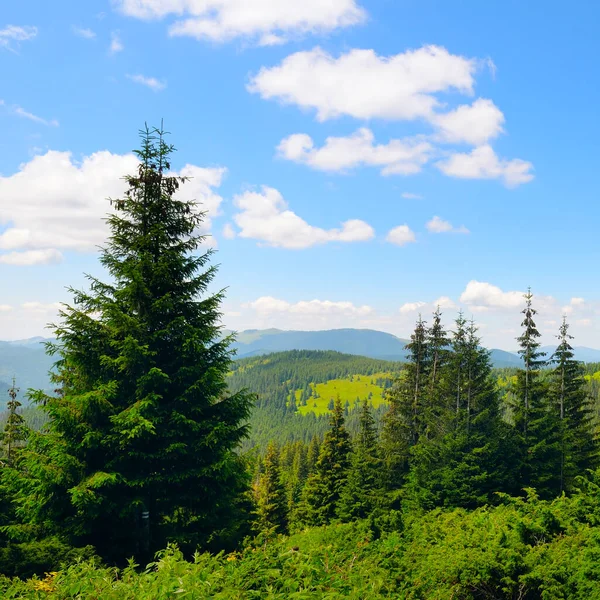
[
  {"left": 296, "top": 373, "right": 391, "bottom": 416},
  {"left": 228, "top": 350, "right": 402, "bottom": 450}
]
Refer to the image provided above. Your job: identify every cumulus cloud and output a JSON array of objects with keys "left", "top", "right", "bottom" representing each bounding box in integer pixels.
[
  {"left": 434, "top": 296, "right": 458, "bottom": 310},
  {"left": 0, "top": 150, "right": 225, "bottom": 264},
  {"left": 401, "top": 192, "right": 423, "bottom": 199},
  {"left": 231, "top": 186, "right": 374, "bottom": 249},
  {"left": 127, "top": 74, "right": 165, "bottom": 91},
  {"left": 222, "top": 223, "right": 236, "bottom": 239},
  {"left": 277, "top": 128, "right": 432, "bottom": 175},
  {"left": 436, "top": 145, "right": 534, "bottom": 187},
  {"left": 385, "top": 225, "right": 416, "bottom": 246},
  {"left": 400, "top": 301, "right": 426, "bottom": 314},
  {"left": 459, "top": 280, "right": 525, "bottom": 311},
  {"left": 426, "top": 216, "right": 469, "bottom": 234},
  {"left": 248, "top": 296, "right": 373, "bottom": 317},
  {"left": 114, "top": 0, "right": 365, "bottom": 45},
  {"left": 432, "top": 98, "right": 504, "bottom": 145},
  {"left": 0, "top": 249, "right": 63, "bottom": 266},
  {"left": 249, "top": 45, "right": 478, "bottom": 122},
  {"left": 0, "top": 25, "right": 38, "bottom": 51}
]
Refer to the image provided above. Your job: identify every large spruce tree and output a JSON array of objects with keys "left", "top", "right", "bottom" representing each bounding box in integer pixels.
[
  {"left": 253, "top": 442, "right": 288, "bottom": 534},
  {"left": 13, "top": 126, "right": 253, "bottom": 562},
  {"left": 549, "top": 317, "right": 597, "bottom": 492},
  {"left": 337, "top": 400, "right": 382, "bottom": 521},
  {"left": 381, "top": 316, "right": 429, "bottom": 488},
  {"left": 513, "top": 290, "right": 560, "bottom": 496},
  {"left": 300, "top": 397, "right": 351, "bottom": 526}
]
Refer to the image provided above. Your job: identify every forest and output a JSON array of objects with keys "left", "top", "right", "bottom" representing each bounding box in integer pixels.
[{"left": 0, "top": 127, "right": 599, "bottom": 598}]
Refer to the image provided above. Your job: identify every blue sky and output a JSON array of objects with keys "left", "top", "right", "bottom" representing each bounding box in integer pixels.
[{"left": 1, "top": 0, "right": 599, "bottom": 350}]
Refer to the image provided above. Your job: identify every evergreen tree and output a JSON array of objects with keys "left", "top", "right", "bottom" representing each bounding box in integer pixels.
[
  {"left": 425, "top": 307, "right": 451, "bottom": 439},
  {"left": 381, "top": 316, "right": 428, "bottom": 488},
  {"left": 407, "top": 320, "right": 517, "bottom": 509},
  {"left": 306, "top": 436, "right": 320, "bottom": 474},
  {"left": 1, "top": 379, "right": 27, "bottom": 466},
  {"left": 337, "top": 400, "right": 382, "bottom": 521},
  {"left": 549, "top": 317, "right": 597, "bottom": 492},
  {"left": 253, "top": 442, "right": 288, "bottom": 534},
  {"left": 11, "top": 125, "right": 254, "bottom": 563},
  {"left": 300, "top": 398, "right": 351, "bottom": 525},
  {"left": 513, "top": 289, "right": 560, "bottom": 497}
]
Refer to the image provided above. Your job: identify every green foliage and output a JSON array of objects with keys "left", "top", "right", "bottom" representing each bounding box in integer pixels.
[
  {"left": 300, "top": 398, "right": 352, "bottom": 526},
  {"left": 253, "top": 442, "right": 288, "bottom": 535},
  {"left": 549, "top": 317, "right": 598, "bottom": 492},
  {"left": 6, "top": 125, "right": 254, "bottom": 564},
  {"left": 6, "top": 475, "right": 600, "bottom": 598}
]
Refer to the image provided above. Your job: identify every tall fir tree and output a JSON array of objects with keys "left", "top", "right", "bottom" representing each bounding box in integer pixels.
[
  {"left": 300, "top": 398, "right": 351, "bottom": 526},
  {"left": 253, "top": 442, "right": 288, "bottom": 535},
  {"left": 407, "top": 319, "right": 517, "bottom": 509},
  {"left": 549, "top": 317, "right": 597, "bottom": 492},
  {"left": 425, "top": 307, "right": 451, "bottom": 439},
  {"left": 381, "top": 316, "right": 429, "bottom": 488},
  {"left": 337, "top": 400, "right": 382, "bottom": 521},
  {"left": 10, "top": 126, "right": 254, "bottom": 563},
  {"left": 513, "top": 289, "right": 560, "bottom": 497}
]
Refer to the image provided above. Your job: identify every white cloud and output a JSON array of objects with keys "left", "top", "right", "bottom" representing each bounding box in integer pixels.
[
  {"left": 249, "top": 45, "right": 478, "bottom": 122},
  {"left": 114, "top": 0, "right": 365, "bottom": 45},
  {"left": 127, "top": 74, "right": 165, "bottom": 91},
  {"left": 232, "top": 186, "right": 374, "bottom": 249},
  {"left": 222, "top": 223, "right": 236, "bottom": 239},
  {"left": 386, "top": 225, "right": 416, "bottom": 246},
  {"left": 460, "top": 281, "right": 524, "bottom": 311},
  {"left": 437, "top": 145, "right": 534, "bottom": 187},
  {"left": 0, "top": 305, "right": 12, "bottom": 312},
  {"left": 277, "top": 128, "right": 432, "bottom": 175},
  {"left": 248, "top": 296, "right": 373, "bottom": 317},
  {"left": 0, "top": 249, "right": 63, "bottom": 266},
  {"left": 400, "top": 301, "right": 426, "bottom": 314},
  {"left": 434, "top": 296, "right": 458, "bottom": 310},
  {"left": 432, "top": 98, "right": 504, "bottom": 145},
  {"left": 426, "top": 215, "right": 469, "bottom": 234},
  {"left": 73, "top": 26, "right": 96, "bottom": 39},
  {"left": 0, "top": 25, "right": 38, "bottom": 51},
  {"left": 401, "top": 192, "right": 423, "bottom": 200},
  {"left": 13, "top": 105, "right": 59, "bottom": 127},
  {"left": 109, "top": 31, "right": 124, "bottom": 54},
  {"left": 562, "top": 297, "right": 586, "bottom": 315},
  {"left": 0, "top": 150, "right": 225, "bottom": 263}
]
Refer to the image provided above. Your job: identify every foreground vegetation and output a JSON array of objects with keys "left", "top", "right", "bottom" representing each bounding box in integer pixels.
[{"left": 3, "top": 478, "right": 600, "bottom": 598}]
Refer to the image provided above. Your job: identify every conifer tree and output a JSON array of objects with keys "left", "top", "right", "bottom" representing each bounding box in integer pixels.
[
  {"left": 407, "top": 319, "right": 517, "bottom": 508},
  {"left": 11, "top": 125, "right": 254, "bottom": 562},
  {"left": 307, "top": 436, "right": 320, "bottom": 474},
  {"left": 549, "top": 317, "right": 597, "bottom": 492},
  {"left": 513, "top": 290, "right": 560, "bottom": 496},
  {"left": 337, "top": 400, "right": 382, "bottom": 521},
  {"left": 381, "top": 316, "right": 428, "bottom": 488},
  {"left": 425, "top": 307, "right": 451, "bottom": 439},
  {"left": 254, "top": 442, "right": 288, "bottom": 534},
  {"left": 300, "top": 398, "right": 351, "bottom": 525},
  {"left": 1, "top": 379, "right": 27, "bottom": 466}
]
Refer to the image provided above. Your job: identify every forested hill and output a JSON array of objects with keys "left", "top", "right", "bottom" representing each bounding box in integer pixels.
[{"left": 228, "top": 350, "right": 402, "bottom": 450}]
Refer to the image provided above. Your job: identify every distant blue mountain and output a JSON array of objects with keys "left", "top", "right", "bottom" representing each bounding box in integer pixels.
[{"left": 228, "top": 328, "right": 524, "bottom": 368}]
